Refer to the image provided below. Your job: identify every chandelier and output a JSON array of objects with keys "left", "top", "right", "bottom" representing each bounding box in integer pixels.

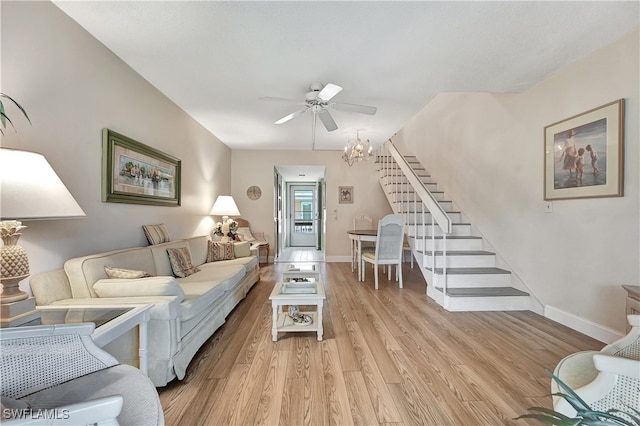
[{"left": 342, "top": 131, "right": 373, "bottom": 166}]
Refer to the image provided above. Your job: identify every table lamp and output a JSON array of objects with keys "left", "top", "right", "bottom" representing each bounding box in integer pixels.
[
  {"left": 0, "top": 148, "right": 86, "bottom": 327},
  {"left": 210, "top": 195, "right": 240, "bottom": 243}
]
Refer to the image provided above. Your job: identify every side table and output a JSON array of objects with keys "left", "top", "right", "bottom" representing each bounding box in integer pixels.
[
  {"left": 252, "top": 242, "right": 270, "bottom": 265},
  {"left": 36, "top": 304, "right": 152, "bottom": 375}
]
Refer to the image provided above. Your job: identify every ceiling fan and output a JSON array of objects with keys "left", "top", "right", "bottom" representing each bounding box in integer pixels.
[{"left": 263, "top": 82, "right": 377, "bottom": 147}]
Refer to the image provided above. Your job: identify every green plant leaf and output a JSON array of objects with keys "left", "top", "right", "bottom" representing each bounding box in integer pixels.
[
  {"left": 547, "top": 370, "right": 593, "bottom": 412},
  {"left": 0, "top": 92, "right": 31, "bottom": 124}
]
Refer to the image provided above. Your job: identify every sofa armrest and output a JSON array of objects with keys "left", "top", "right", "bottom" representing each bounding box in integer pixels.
[
  {"left": 1, "top": 396, "right": 124, "bottom": 426},
  {"left": 30, "top": 270, "right": 72, "bottom": 306}
]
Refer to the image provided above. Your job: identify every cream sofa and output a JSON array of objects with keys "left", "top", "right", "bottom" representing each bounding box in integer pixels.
[{"left": 29, "top": 236, "right": 260, "bottom": 387}]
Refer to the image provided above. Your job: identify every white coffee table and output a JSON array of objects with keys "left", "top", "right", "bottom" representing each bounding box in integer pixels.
[
  {"left": 35, "top": 304, "right": 152, "bottom": 375},
  {"left": 269, "top": 281, "right": 326, "bottom": 342},
  {"left": 282, "top": 264, "right": 320, "bottom": 281}
]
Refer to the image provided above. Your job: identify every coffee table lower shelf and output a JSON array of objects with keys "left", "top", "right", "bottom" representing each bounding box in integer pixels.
[{"left": 273, "top": 311, "right": 322, "bottom": 341}]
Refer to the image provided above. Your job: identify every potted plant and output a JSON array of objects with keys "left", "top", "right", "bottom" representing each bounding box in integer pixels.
[
  {"left": 516, "top": 370, "right": 640, "bottom": 425},
  {"left": 0, "top": 93, "right": 31, "bottom": 135}
]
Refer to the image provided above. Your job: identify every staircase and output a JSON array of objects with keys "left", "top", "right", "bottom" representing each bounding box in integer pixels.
[{"left": 378, "top": 141, "right": 534, "bottom": 312}]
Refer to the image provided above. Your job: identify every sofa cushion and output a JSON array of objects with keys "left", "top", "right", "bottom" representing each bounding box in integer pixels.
[
  {"left": 233, "top": 241, "right": 251, "bottom": 258},
  {"left": 176, "top": 264, "right": 245, "bottom": 322},
  {"left": 167, "top": 247, "right": 200, "bottom": 278},
  {"left": 104, "top": 266, "right": 153, "bottom": 279},
  {"left": 177, "top": 263, "right": 245, "bottom": 293},
  {"left": 142, "top": 223, "right": 171, "bottom": 245},
  {"left": 207, "top": 241, "right": 235, "bottom": 262},
  {"left": 93, "top": 276, "right": 185, "bottom": 301},
  {"left": 212, "top": 255, "right": 258, "bottom": 274},
  {"left": 185, "top": 236, "right": 209, "bottom": 266}
]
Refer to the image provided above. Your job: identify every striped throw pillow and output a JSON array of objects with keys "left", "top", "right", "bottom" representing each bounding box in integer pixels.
[
  {"left": 143, "top": 224, "right": 171, "bottom": 245},
  {"left": 167, "top": 247, "right": 200, "bottom": 278},
  {"left": 207, "top": 241, "right": 235, "bottom": 262}
]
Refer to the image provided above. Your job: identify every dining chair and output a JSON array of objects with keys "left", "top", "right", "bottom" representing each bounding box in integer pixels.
[{"left": 361, "top": 214, "right": 405, "bottom": 290}]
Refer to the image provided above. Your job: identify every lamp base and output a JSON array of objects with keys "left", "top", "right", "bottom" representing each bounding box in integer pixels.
[
  {"left": 0, "top": 275, "right": 30, "bottom": 303},
  {"left": 0, "top": 297, "right": 40, "bottom": 327}
]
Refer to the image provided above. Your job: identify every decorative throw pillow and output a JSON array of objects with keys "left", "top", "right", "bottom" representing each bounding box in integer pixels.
[
  {"left": 207, "top": 241, "right": 235, "bottom": 262},
  {"left": 233, "top": 241, "right": 251, "bottom": 258},
  {"left": 167, "top": 247, "right": 200, "bottom": 278},
  {"left": 143, "top": 224, "right": 171, "bottom": 245},
  {"left": 104, "top": 266, "right": 153, "bottom": 279}
]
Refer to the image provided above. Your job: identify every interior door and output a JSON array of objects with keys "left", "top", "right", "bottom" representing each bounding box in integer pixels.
[{"left": 289, "top": 184, "right": 316, "bottom": 247}]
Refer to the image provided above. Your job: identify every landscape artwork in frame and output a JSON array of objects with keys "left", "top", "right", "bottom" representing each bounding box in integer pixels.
[
  {"left": 544, "top": 99, "right": 624, "bottom": 200},
  {"left": 102, "top": 129, "right": 181, "bottom": 206},
  {"left": 339, "top": 186, "right": 353, "bottom": 204}
]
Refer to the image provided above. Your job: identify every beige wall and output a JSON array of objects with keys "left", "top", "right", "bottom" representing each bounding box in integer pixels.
[
  {"left": 231, "top": 150, "right": 392, "bottom": 260},
  {"left": 395, "top": 30, "right": 639, "bottom": 333},
  {"left": 1, "top": 1, "right": 232, "bottom": 291}
]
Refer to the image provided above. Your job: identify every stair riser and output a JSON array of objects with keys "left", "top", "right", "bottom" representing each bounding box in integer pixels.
[
  {"left": 409, "top": 224, "right": 472, "bottom": 237},
  {"left": 423, "top": 254, "right": 497, "bottom": 268},
  {"left": 444, "top": 295, "right": 531, "bottom": 312},
  {"left": 399, "top": 203, "right": 456, "bottom": 215},
  {"left": 405, "top": 212, "right": 463, "bottom": 224},
  {"left": 384, "top": 179, "right": 437, "bottom": 190},
  {"left": 393, "top": 192, "right": 446, "bottom": 202},
  {"left": 426, "top": 286, "right": 531, "bottom": 311},
  {"left": 414, "top": 238, "right": 484, "bottom": 251},
  {"left": 429, "top": 272, "right": 513, "bottom": 288}
]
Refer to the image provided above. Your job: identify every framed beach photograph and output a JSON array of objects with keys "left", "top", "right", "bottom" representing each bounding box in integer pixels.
[
  {"left": 544, "top": 99, "right": 624, "bottom": 200},
  {"left": 102, "top": 128, "right": 181, "bottom": 206},
  {"left": 338, "top": 186, "right": 353, "bottom": 204}
]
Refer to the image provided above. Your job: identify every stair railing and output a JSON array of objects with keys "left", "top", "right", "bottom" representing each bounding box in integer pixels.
[{"left": 379, "top": 140, "right": 453, "bottom": 298}]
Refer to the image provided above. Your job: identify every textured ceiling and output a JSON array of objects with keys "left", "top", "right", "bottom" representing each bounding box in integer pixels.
[{"left": 53, "top": 1, "right": 639, "bottom": 152}]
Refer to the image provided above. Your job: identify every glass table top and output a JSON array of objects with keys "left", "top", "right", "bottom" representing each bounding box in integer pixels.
[
  {"left": 35, "top": 307, "right": 133, "bottom": 328},
  {"left": 279, "top": 282, "right": 318, "bottom": 295}
]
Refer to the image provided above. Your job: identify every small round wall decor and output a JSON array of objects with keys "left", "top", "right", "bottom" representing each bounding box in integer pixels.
[{"left": 247, "top": 185, "right": 262, "bottom": 200}]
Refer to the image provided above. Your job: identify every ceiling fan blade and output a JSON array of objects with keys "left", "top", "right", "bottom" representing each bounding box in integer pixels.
[
  {"left": 317, "top": 108, "right": 338, "bottom": 132},
  {"left": 274, "top": 109, "right": 307, "bottom": 125},
  {"left": 317, "top": 83, "right": 343, "bottom": 102},
  {"left": 332, "top": 102, "right": 377, "bottom": 115}
]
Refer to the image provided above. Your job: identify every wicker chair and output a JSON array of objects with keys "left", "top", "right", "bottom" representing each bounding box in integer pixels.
[
  {"left": 1, "top": 323, "right": 164, "bottom": 426},
  {"left": 361, "top": 214, "right": 405, "bottom": 290},
  {"left": 552, "top": 314, "right": 640, "bottom": 419}
]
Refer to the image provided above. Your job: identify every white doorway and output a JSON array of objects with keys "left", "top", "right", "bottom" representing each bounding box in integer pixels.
[
  {"left": 289, "top": 184, "right": 316, "bottom": 247},
  {"left": 274, "top": 165, "right": 326, "bottom": 261}
]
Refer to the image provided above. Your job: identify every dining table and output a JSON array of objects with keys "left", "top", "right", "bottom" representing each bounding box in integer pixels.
[{"left": 346, "top": 229, "right": 377, "bottom": 281}]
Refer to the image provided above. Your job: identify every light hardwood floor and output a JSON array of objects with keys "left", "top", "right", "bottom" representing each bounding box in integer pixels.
[{"left": 158, "top": 262, "right": 602, "bottom": 425}]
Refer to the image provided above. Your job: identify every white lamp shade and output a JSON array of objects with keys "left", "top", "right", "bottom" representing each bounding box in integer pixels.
[
  {"left": 0, "top": 148, "right": 86, "bottom": 220},
  {"left": 210, "top": 195, "right": 240, "bottom": 217}
]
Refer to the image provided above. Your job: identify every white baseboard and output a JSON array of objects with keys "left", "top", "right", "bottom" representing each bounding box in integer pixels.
[{"left": 544, "top": 305, "right": 623, "bottom": 344}]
